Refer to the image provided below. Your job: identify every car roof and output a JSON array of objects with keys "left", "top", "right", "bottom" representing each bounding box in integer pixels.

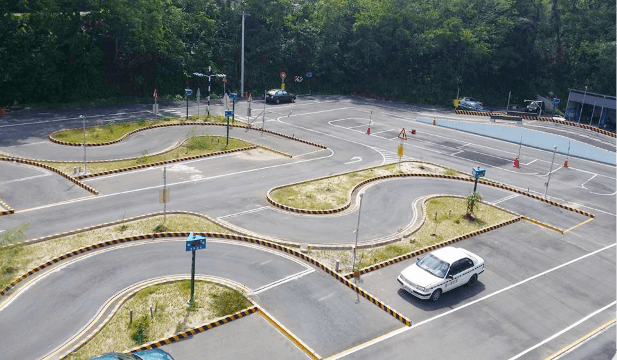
[{"left": 430, "top": 247, "right": 467, "bottom": 264}]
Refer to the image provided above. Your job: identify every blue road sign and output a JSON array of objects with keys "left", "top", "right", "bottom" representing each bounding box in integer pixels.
[
  {"left": 186, "top": 232, "right": 206, "bottom": 251},
  {"left": 552, "top": 98, "right": 561, "bottom": 105},
  {"left": 193, "top": 72, "right": 205, "bottom": 78},
  {"left": 185, "top": 88, "right": 193, "bottom": 97},
  {"left": 472, "top": 167, "right": 486, "bottom": 178},
  {"left": 225, "top": 110, "right": 234, "bottom": 117},
  {"left": 306, "top": 71, "right": 313, "bottom": 78},
  {"left": 229, "top": 92, "right": 237, "bottom": 100}
]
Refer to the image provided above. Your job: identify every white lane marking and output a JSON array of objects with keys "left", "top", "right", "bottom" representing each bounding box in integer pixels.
[
  {"left": 2, "top": 141, "right": 48, "bottom": 148},
  {"left": 0, "top": 110, "right": 148, "bottom": 128},
  {"left": 0, "top": 173, "right": 52, "bottom": 185},
  {"left": 250, "top": 268, "right": 315, "bottom": 295},
  {"left": 217, "top": 206, "right": 269, "bottom": 219},
  {"left": 15, "top": 148, "right": 335, "bottom": 213},
  {"left": 581, "top": 173, "right": 617, "bottom": 196},
  {"left": 507, "top": 301, "right": 616, "bottom": 360},
  {"left": 450, "top": 150, "right": 464, "bottom": 156},
  {"left": 522, "top": 159, "right": 537, "bottom": 165},
  {"left": 332, "top": 242, "right": 616, "bottom": 359},
  {"left": 318, "top": 293, "right": 335, "bottom": 302},
  {"left": 344, "top": 157, "right": 362, "bottom": 165},
  {"left": 490, "top": 194, "right": 519, "bottom": 205}
]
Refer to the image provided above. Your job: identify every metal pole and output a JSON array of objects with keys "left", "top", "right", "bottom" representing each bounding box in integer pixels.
[
  {"left": 565, "top": 142, "right": 570, "bottom": 163},
  {"left": 596, "top": 107, "right": 604, "bottom": 127},
  {"left": 81, "top": 115, "right": 87, "bottom": 174},
  {"left": 518, "top": 136, "right": 522, "bottom": 159},
  {"left": 232, "top": 97, "right": 235, "bottom": 123},
  {"left": 352, "top": 192, "right": 364, "bottom": 277},
  {"left": 262, "top": 90, "right": 266, "bottom": 135},
  {"left": 473, "top": 178, "right": 479, "bottom": 193},
  {"left": 577, "top": 86, "right": 587, "bottom": 124},
  {"left": 544, "top": 146, "right": 557, "bottom": 198},
  {"left": 506, "top": 91, "right": 511, "bottom": 113},
  {"left": 240, "top": 11, "right": 245, "bottom": 97},
  {"left": 163, "top": 166, "right": 167, "bottom": 224},
  {"left": 590, "top": 101, "right": 596, "bottom": 125},
  {"left": 207, "top": 66, "right": 211, "bottom": 117},
  {"left": 189, "top": 249, "right": 196, "bottom": 308},
  {"left": 226, "top": 115, "right": 230, "bottom": 146},
  {"left": 186, "top": 94, "right": 189, "bottom": 120},
  {"left": 564, "top": 91, "right": 571, "bottom": 121}
]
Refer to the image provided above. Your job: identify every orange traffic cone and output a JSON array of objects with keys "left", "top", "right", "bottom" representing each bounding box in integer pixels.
[{"left": 514, "top": 157, "right": 520, "bottom": 168}]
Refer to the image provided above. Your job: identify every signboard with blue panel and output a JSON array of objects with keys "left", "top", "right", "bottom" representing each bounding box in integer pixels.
[{"left": 186, "top": 233, "right": 206, "bottom": 251}]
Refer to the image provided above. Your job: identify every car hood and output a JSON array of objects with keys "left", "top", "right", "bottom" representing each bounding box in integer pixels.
[{"left": 400, "top": 263, "right": 441, "bottom": 288}]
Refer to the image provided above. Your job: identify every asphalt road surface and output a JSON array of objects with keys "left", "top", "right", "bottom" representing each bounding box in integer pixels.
[{"left": 0, "top": 96, "right": 614, "bottom": 360}]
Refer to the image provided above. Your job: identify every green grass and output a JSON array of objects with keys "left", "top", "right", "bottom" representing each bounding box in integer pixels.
[
  {"left": 269, "top": 162, "right": 465, "bottom": 210},
  {"left": 310, "top": 196, "right": 516, "bottom": 272},
  {"left": 41, "top": 136, "right": 253, "bottom": 175},
  {"left": 66, "top": 281, "right": 250, "bottom": 360},
  {"left": 51, "top": 115, "right": 244, "bottom": 144},
  {"left": 0, "top": 214, "right": 234, "bottom": 289}
]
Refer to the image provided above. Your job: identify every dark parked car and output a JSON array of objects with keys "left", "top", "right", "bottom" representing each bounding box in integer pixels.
[
  {"left": 266, "top": 89, "right": 296, "bottom": 104},
  {"left": 90, "top": 349, "right": 174, "bottom": 360}
]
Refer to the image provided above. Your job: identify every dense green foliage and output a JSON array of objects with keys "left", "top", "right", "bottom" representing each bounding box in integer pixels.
[{"left": 1, "top": 0, "right": 614, "bottom": 108}]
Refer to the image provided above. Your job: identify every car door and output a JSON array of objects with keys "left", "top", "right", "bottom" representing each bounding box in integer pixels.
[
  {"left": 455, "top": 258, "right": 475, "bottom": 286},
  {"left": 281, "top": 90, "right": 289, "bottom": 102},
  {"left": 443, "top": 261, "right": 462, "bottom": 292}
]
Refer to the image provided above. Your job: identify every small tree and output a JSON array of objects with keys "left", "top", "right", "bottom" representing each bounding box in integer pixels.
[{"left": 466, "top": 192, "right": 482, "bottom": 215}]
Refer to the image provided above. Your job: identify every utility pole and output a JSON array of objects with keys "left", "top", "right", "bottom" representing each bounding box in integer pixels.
[
  {"left": 80, "top": 115, "right": 87, "bottom": 174},
  {"left": 240, "top": 11, "right": 246, "bottom": 97},
  {"left": 544, "top": 146, "right": 557, "bottom": 198}
]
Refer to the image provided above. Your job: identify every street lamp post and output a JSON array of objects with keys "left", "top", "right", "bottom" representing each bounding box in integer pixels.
[
  {"left": 352, "top": 192, "right": 364, "bottom": 282},
  {"left": 544, "top": 146, "right": 558, "bottom": 198},
  {"left": 577, "top": 86, "right": 587, "bottom": 124},
  {"left": 80, "top": 115, "right": 87, "bottom": 174},
  {"left": 208, "top": 66, "right": 211, "bottom": 116}
]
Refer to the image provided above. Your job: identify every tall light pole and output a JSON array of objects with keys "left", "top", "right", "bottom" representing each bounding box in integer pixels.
[
  {"left": 208, "top": 66, "right": 211, "bottom": 116},
  {"left": 352, "top": 192, "right": 364, "bottom": 281},
  {"left": 577, "top": 86, "right": 587, "bottom": 124},
  {"left": 80, "top": 115, "right": 87, "bottom": 174},
  {"left": 544, "top": 145, "right": 558, "bottom": 198},
  {"left": 240, "top": 11, "right": 246, "bottom": 97}
]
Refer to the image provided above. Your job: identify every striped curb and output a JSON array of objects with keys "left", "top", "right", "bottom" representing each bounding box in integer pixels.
[
  {"left": 17, "top": 210, "right": 238, "bottom": 246},
  {"left": 75, "top": 145, "right": 257, "bottom": 179},
  {"left": 523, "top": 216, "right": 565, "bottom": 234},
  {"left": 267, "top": 160, "right": 593, "bottom": 222},
  {"left": 0, "top": 198, "right": 15, "bottom": 216},
  {"left": 0, "top": 230, "right": 412, "bottom": 327},
  {"left": 342, "top": 217, "right": 524, "bottom": 278},
  {"left": 0, "top": 156, "right": 99, "bottom": 195},
  {"left": 126, "top": 307, "right": 259, "bottom": 354},
  {"left": 49, "top": 121, "right": 329, "bottom": 149},
  {"left": 454, "top": 109, "right": 615, "bottom": 137},
  {"left": 56, "top": 275, "right": 251, "bottom": 359},
  {"left": 266, "top": 160, "right": 469, "bottom": 215}
]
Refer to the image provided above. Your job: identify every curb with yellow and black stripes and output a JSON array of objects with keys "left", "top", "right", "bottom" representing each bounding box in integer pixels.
[
  {"left": 266, "top": 160, "right": 595, "bottom": 221},
  {"left": 0, "top": 227, "right": 412, "bottom": 328},
  {"left": 124, "top": 307, "right": 259, "bottom": 354},
  {"left": 0, "top": 156, "right": 99, "bottom": 195},
  {"left": 454, "top": 109, "right": 615, "bottom": 137},
  {"left": 343, "top": 216, "right": 524, "bottom": 279},
  {"left": 49, "top": 121, "right": 329, "bottom": 149},
  {"left": 0, "top": 198, "right": 15, "bottom": 216}
]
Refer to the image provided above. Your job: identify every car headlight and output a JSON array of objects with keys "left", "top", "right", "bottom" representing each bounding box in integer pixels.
[{"left": 415, "top": 285, "right": 428, "bottom": 292}]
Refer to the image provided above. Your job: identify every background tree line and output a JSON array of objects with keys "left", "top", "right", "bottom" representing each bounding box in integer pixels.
[{"left": 1, "top": 0, "right": 614, "bottom": 108}]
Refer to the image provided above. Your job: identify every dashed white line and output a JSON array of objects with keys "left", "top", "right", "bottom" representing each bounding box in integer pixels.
[
  {"left": 0, "top": 173, "right": 52, "bottom": 185},
  {"left": 491, "top": 194, "right": 519, "bottom": 205},
  {"left": 218, "top": 206, "right": 269, "bottom": 219},
  {"left": 250, "top": 268, "right": 315, "bottom": 295}
]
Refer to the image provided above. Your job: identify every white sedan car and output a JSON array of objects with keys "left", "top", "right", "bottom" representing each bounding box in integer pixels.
[{"left": 397, "top": 247, "right": 484, "bottom": 302}]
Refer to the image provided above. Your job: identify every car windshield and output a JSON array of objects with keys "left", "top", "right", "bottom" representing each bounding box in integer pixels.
[{"left": 417, "top": 254, "right": 450, "bottom": 278}]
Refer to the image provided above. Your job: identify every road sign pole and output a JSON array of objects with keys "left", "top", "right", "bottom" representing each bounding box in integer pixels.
[
  {"left": 80, "top": 115, "right": 87, "bottom": 174},
  {"left": 163, "top": 166, "right": 167, "bottom": 224},
  {"left": 208, "top": 66, "right": 211, "bottom": 117},
  {"left": 232, "top": 96, "right": 235, "bottom": 123},
  {"left": 189, "top": 249, "right": 196, "bottom": 308},
  {"left": 226, "top": 115, "right": 230, "bottom": 146}
]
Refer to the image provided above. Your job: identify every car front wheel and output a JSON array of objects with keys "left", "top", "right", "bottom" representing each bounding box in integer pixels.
[
  {"left": 291, "top": 98, "right": 295, "bottom": 103},
  {"left": 275, "top": 99, "right": 280, "bottom": 104},
  {"left": 430, "top": 289, "right": 442, "bottom": 302},
  {"left": 467, "top": 274, "right": 477, "bottom": 287}
]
